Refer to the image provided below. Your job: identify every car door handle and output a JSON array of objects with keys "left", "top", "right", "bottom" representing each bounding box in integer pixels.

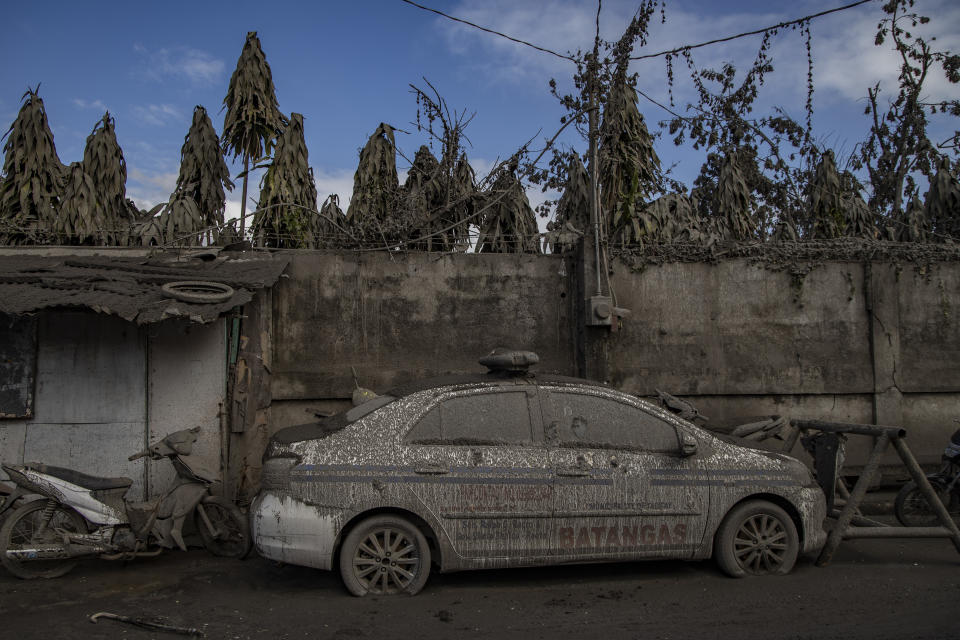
[
  {"left": 557, "top": 468, "right": 591, "bottom": 477},
  {"left": 414, "top": 466, "right": 450, "bottom": 475}
]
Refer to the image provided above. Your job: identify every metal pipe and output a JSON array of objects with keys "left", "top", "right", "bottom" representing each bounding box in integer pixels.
[
  {"left": 891, "top": 436, "right": 960, "bottom": 553},
  {"left": 817, "top": 431, "right": 889, "bottom": 566},
  {"left": 588, "top": 54, "right": 602, "bottom": 297},
  {"left": 792, "top": 419, "right": 906, "bottom": 439},
  {"left": 843, "top": 526, "right": 954, "bottom": 539}
]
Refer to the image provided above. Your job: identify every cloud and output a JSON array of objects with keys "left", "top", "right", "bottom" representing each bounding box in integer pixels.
[
  {"left": 71, "top": 98, "right": 108, "bottom": 111},
  {"left": 133, "top": 104, "right": 181, "bottom": 126},
  {"left": 133, "top": 44, "right": 225, "bottom": 85},
  {"left": 314, "top": 167, "right": 355, "bottom": 209},
  {"left": 127, "top": 167, "right": 178, "bottom": 210}
]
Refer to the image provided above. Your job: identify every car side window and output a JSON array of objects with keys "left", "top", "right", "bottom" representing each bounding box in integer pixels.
[
  {"left": 548, "top": 391, "right": 678, "bottom": 452},
  {"left": 405, "top": 391, "right": 534, "bottom": 446}
]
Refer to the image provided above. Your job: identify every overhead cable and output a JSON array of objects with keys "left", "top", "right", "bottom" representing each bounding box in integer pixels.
[
  {"left": 399, "top": 0, "right": 576, "bottom": 62},
  {"left": 631, "top": 0, "right": 877, "bottom": 60}
]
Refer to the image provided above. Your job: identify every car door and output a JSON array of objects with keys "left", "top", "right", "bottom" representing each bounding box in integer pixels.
[
  {"left": 401, "top": 384, "right": 555, "bottom": 560},
  {"left": 539, "top": 386, "right": 708, "bottom": 560}
]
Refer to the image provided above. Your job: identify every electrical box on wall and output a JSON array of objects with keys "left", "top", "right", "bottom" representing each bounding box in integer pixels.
[{"left": 586, "top": 296, "right": 630, "bottom": 329}]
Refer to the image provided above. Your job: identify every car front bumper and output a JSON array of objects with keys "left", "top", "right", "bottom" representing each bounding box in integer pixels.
[
  {"left": 250, "top": 491, "right": 343, "bottom": 570},
  {"left": 799, "top": 486, "right": 828, "bottom": 554}
]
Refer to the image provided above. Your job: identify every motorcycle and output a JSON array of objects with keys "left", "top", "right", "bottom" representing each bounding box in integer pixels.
[
  {"left": 894, "top": 425, "right": 960, "bottom": 527},
  {"left": 0, "top": 427, "right": 250, "bottom": 579}
]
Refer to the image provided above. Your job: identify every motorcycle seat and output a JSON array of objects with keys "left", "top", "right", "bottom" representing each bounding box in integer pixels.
[{"left": 27, "top": 463, "right": 133, "bottom": 491}]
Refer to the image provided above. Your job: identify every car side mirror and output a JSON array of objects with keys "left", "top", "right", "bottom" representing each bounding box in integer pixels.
[{"left": 679, "top": 433, "right": 698, "bottom": 457}]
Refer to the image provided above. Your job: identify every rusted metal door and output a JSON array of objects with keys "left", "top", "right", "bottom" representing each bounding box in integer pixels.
[
  {"left": 539, "top": 386, "right": 708, "bottom": 559},
  {"left": 401, "top": 385, "right": 555, "bottom": 560}
]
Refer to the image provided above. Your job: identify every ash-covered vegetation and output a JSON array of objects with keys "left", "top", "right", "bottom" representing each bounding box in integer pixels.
[{"left": 1, "top": 1, "right": 958, "bottom": 259}]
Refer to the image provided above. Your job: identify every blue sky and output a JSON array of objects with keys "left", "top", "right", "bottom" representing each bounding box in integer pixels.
[{"left": 2, "top": 0, "right": 959, "bottom": 223}]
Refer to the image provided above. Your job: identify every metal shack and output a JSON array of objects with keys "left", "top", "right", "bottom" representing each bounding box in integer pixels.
[{"left": 0, "top": 248, "right": 288, "bottom": 500}]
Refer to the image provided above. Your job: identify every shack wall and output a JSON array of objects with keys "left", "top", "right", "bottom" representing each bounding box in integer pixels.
[{"left": 0, "top": 312, "right": 226, "bottom": 499}]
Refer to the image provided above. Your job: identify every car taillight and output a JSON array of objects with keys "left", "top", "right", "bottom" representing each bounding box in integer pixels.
[{"left": 261, "top": 456, "right": 300, "bottom": 490}]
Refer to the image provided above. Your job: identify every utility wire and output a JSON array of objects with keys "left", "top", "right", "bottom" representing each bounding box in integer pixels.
[
  {"left": 631, "top": 0, "right": 877, "bottom": 60},
  {"left": 400, "top": 0, "right": 576, "bottom": 62}
]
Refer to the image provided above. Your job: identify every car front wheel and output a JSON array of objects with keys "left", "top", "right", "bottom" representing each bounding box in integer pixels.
[
  {"left": 714, "top": 500, "right": 799, "bottom": 577},
  {"left": 339, "top": 515, "right": 431, "bottom": 596}
]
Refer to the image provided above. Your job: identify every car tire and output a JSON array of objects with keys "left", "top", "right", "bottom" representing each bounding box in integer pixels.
[
  {"left": 714, "top": 500, "right": 799, "bottom": 578},
  {"left": 339, "top": 515, "right": 431, "bottom": 596}
]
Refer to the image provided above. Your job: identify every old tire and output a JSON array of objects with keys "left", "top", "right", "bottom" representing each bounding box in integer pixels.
[
  {"left": 339, "top": 515, "right": 431, "bottom": 596},
  {"left": 894, "top": 480, "right": 952, "bottom": 527},
  {"left": 161, "top": 281, "right": 234, "bottom": 304},
  {"left": 714, "top": 500, "right": 799, "bottom": 578},
  {"left": 0, "top": 500, "right": 85, "bottom": 579},
  {"left": 195, "top": 496, "right": 251, "bottom": 558}
]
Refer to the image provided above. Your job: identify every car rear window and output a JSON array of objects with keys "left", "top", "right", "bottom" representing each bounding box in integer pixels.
[{"left": 406, "top": 390, "right": 534, "bottom": 445}]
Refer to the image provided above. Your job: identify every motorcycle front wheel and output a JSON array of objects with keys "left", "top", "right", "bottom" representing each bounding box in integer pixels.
[
  {"left": 195, "top": 496, "right": 251, "bottom": 558},
  {"left": 0, "top": 500, "right": 86, "bottom": 579},
  {"left": 894, "top": 479, "right": 955, "bottom": 527}
]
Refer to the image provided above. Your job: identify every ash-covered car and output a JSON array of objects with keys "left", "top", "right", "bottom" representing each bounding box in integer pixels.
[{"left": 252, "top": 350, "right": 826, "bottom": 596}]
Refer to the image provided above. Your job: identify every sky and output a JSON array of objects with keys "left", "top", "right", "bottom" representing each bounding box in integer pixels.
[{"left": 2, "top": 0, "right": 959, "bottom": 226}]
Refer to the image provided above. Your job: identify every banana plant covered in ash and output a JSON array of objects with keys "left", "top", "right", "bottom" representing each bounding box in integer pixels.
[
  {"left": 253, "top": 112, "right": 318, "bottom": 248},
  {"left": 0, "top": 88, "right": 65, "bottom": 244},
  {"left": 160, "top": 106, "right": 234, "bottom": 246}
]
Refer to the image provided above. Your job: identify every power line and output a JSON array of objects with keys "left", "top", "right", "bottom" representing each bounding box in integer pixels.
[
  {"left": 631, "top": 0, "right": 877, "bottom": 60},
  {"left": 399, "top": 0, "right": 576, "bottom": 62}
]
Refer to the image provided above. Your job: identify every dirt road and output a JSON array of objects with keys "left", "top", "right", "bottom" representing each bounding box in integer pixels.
[{"left": 1, "top": 535, "right": 957, "bottom": 640}]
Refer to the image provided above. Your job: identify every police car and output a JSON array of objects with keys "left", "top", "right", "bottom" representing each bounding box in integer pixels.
[{"left": 251, "top": 350, "right": 826, "bottom": 595}]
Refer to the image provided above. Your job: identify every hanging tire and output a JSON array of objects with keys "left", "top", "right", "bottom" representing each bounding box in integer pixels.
[
  {"left": 195, "top": 496, "right": 251, "bottom": 558},
  {"left": 339, "top": 515, "right": 431, "bottom": 596},
  {"left": 0, "top": 500, "right": 86, "bottom": 579},
  {"left": 894, "top": 480, "right": 952, "bottom": 527},
  {"left": 714, "top": 500, "right": 800, "bottom": 578}
]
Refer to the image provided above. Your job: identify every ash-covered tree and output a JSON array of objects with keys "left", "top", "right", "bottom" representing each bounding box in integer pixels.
[
  {"left": 317, "top": 194, "right": 346, "bottom": 247},
  {"left": 83, "top": 112, "right": 137, "bottom": 245},
  {"left": 808, "top": 150, "right": 875, "bottom": 239},
  {"left": 600, "top": 13, "right": 662, "bottom": 246},
  {"left": 545, "top": 154, "right": 590, "bottom": 253},
  {"left": 346, "top": 123, "right": 402, "bottom": 245},
  {"left": 222, "top": 31, "right": 286, "bottom": 237},
  {"left": 405, "top": 83, "right": 478, "bottom": 252},
  {"left": 253, "top": 113, "right": 318, "bottom": 248},
  {"left": 0, "top": 88, "right": 65, "bottom": 244},
  {"left": 56, "top": 162, "right": 106, "bottom": 244},
  {"left": 476, "top": 159, "right": 541, "bottom": 254},
  {"left": 160, "top": 106, "right": 234, "bottom": 246},
  {"left": 854, "top": 0, "right": 960, "bottom": 235},
  {"left": 925, "top": 157, "right": 960, "bottom": 240}
]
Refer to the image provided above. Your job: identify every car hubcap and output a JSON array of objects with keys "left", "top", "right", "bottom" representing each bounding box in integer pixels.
[
  {"left": 734, "top": 513, "right": 788, "bottom": 574},
  {"left": 352, "top": 527, "right": 420, "bottom": 594}
]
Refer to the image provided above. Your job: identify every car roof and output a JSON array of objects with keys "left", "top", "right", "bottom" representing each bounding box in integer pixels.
[{"left": 385, "top": 371, "right": 610, "bottom": 398}]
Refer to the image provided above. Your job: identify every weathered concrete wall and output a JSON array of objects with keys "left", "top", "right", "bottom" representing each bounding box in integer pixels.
[
  {"left": 0, "top": 312, "right": 226, "bottom": 499},
  {"left": 270, "top": 253, "right": 960, "bottom": 469},
  {"left": 606, "top": 259, "right": 960, "bottom": 468},
  {"left": 271, "top": 251, "right": 575, "bottom": 401}
]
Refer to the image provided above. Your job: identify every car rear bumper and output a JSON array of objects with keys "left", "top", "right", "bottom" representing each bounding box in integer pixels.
[{"left": 250, "top": 491, "right": 342, "bottom": 570}]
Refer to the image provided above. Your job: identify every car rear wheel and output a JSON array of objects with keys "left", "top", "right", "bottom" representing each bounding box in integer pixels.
[
  {"left": 714, "top": 500, "right": 799, "bottom": 577},
  {"left": 339, "top": 515, "right": 430, "bottom": 596}
]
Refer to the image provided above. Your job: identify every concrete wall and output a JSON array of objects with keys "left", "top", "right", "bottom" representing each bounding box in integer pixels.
[
  {"left": 271, "top": 251, "right": 575, "bottom": 403},
  {"left": 0, "top": 312, "right": 226, "bottom": 499},
  {"left": 269, "top": 253, "right": 960, "bottom": 469}
]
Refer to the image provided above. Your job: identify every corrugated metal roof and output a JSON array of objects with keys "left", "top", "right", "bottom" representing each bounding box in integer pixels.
[{"left": 0, "top": 248, "right": 290, "bottom": 324}]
